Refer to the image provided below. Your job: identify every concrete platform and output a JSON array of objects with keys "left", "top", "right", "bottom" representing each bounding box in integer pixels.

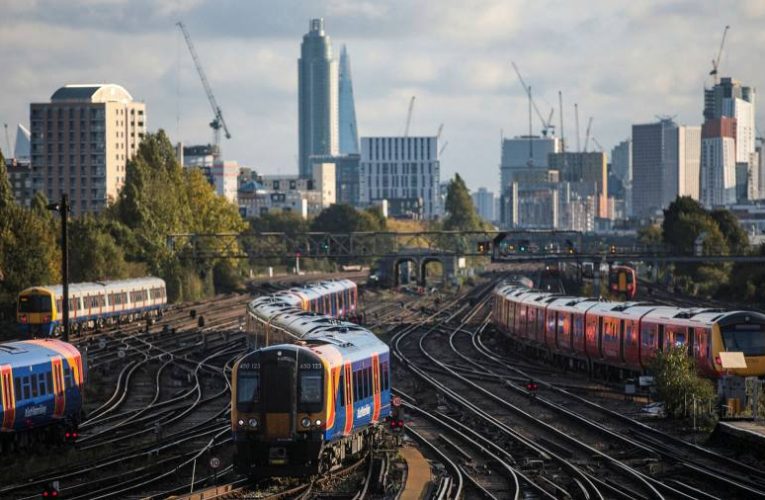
[
  {"left": 715, "top": 420, "right": 765, "bottom": 457},
  {"left": 400, "top": 445, "right": 432, "bottom": 500}
]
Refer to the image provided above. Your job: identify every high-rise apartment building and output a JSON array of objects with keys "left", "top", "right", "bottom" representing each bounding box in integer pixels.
[
  {"left": 471, "top": 187, "right": 495, "bottom": 222},
  {"left": 30, "top": 84, "right": 145, "bottom": 214},
  {"left": 611, "top": 140, "right": 632, "bottom": 216},
  {"left": 298, "top": 19, "right": 339, "bottom": 178},
  {"left": 631, "top": 119, "right": 700, "bottom": 217},
  {"left": 700, "top": 117, "right": 737, "bottom": 207},
  {"left": 359, "top": 136, "right": 440, "bottom": 219},
  {"left": 499, "top": 136, "right": 561, "bottom": 191},
  {"left": 703, "top": 77, "right": 758, "bottom": 202},
  {"left": 338, "top": 45, "right": 359, "bottom": 155}
]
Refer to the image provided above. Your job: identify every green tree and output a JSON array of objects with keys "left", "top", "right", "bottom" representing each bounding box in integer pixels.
[
  {"left": 311, "top": 204, "right": 385, "bottom": 233},
  {"left": 442, "top": 174, "right": 486, "bottom": 231},
  {"left": 68, "top": 215, "right": 130, "bottom": 282},
  {"left": 651, "top": 345, "right": 717, "bottom": 424},
  {"left": 0, "top": 149, "right": 13, "bottom": 212},
  {"left": 710, "top": 208, "right": 749, "bottom": 254},
  {"left": 637, "top": 224, "right": 662, "bottom": 246},
  {"left": 250, "top": 212, "right": 311, "bottom": 234}
]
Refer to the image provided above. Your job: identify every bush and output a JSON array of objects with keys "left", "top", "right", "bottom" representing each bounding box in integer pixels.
[{"left": 651, "top": 345, "right": 717, "bottom": 426}]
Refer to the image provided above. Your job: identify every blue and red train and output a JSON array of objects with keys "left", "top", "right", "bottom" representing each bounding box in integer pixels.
[
  {"left": 233, "top": 279, "right": 392, "bottom": 477},
  {"left": 0, "top": 339, "right": 86, "bottom": 452}
]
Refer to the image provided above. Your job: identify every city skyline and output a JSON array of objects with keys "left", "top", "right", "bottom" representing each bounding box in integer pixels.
[{"left": 2, "top": 1, "right": 764, "bottom": 194}]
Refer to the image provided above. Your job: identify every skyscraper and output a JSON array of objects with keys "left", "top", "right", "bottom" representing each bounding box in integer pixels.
[
  {"left": 471, "top": 187, "right": 495, "bottom": 222},
  {"left": 338, "top": 45, "right": 359, "bottom": 155},
  {"left": 611, "top": 140, "right": 632, "bottom": 216},
  {"left": 298, "top": 19, "right": 339, "bottom": 178},
  {"left": 702, "top": 77, "right": 758, "bottom": 202},
  {"left": 30, "top": 84, "right": 146, "bottom": 215}
]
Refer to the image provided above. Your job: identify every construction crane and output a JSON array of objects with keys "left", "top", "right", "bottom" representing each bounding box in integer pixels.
[
  {"left": 404, "top": 96, "right": 415, "bottom": 137},
  {"left": 558, "top": 91, "right": 565, "bottom": 152},
  {"left": 439, "top": 141, "right": 449, "bottom": 157},
  {"left": 511, "top": 61, "right": 555, "bottom": 137},
  {"left": 591, "top": 137, "right": 605, "bottom": 153},
  {"left": 583, "top": 117, "right": 593, "bottom": 152},
  {"left": 574, "top": 103, "right": 581, "bottom": 153},
  {"left": 436, "top": 123, "right": 444, "bottom": 140},
  {"left": 176, "top": 21, "right": 231, "bottom": 161},
  {"left": 710, "top": 25, "right": 730, "bottom": 85}
]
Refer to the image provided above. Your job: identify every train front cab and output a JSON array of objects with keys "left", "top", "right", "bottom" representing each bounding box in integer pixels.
[
  {"left": 710, "top": 311, "right": 765, "bottom": 377},
  {"left": 233, "top": 345, "right": 328, "bottom": 477},
  {"left": 17, "top": 288, "right": 57, "bottom": 337}
]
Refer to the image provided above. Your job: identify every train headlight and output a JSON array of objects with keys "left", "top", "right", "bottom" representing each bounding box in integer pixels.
[
  {"left": 237, "top": 419, "right": 245, "bottom": 427},
  {"left": 248, "top": 418, "right": 258, "bottom": 428},
  {"left": 314, "top": 419, "right": 322, "bottom": 427},
  {"left": 301, "top": 417, "right": 311, "bottom": 428}
]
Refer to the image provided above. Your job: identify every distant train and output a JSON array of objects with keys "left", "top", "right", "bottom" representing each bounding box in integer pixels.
[
  {"left": 609, "top": 265, "right": 637, "bottom": 299},
  {"left": 17, "top": 277, "right": 167, "bottom": 337},
  {"left": 493, "top": 283, "right": 765, "bottom": 379},
  {"left": 0, "top": 339, "right": 85, "bottom": 451},
  {"left": 233, "top": 279, "right": 391, "bottom": 477}
]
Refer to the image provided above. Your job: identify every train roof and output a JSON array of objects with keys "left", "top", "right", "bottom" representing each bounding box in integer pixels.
[
  {"left": 0, "top": 339, "right": 81, "bottom": 367},
  {"left": 22, "top": 277, "right": 165, "bottom": 297}
]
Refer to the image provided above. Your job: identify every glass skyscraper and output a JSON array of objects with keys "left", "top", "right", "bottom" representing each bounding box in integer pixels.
[
  {"left": 298, "top": 18, "right": 338, "bottom": 178},
  {"left": 338, "top": 45, "right": 359, "bottom": 155}
]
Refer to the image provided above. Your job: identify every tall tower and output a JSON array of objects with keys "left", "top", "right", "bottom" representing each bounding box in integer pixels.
[
  {"left": 298, "top": 18, "right": 338, "bottom": 178},
  {"left": 338, "top": 45, "right": 359, "bottom": 155}
]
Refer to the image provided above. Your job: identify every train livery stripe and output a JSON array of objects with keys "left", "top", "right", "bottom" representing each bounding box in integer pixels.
[
  {"left": 51, "top": 357, "right": 66, "bottom": 418},
  {"left": 326, "top": 364, "right": 339, "bottom": 429},
  {"left": 371, "top": 353, "right": 381, "bottom": 422},
  {"left": 343, "top": 362, "right": 353, "bottom": 435},
  {"left": 0, "top": 364, "right": 16, "bottom": 431}
]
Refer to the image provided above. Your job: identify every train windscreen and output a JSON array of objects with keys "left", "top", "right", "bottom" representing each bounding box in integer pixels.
[
  {"left": 18, "top": 295, "right": 52, "bottom": 313},
  {"left": 722, "top": 324, "right": 765, "bottom": 356},
  {"left": 237, "top": 372, "right": 260, "bottom": 407}
]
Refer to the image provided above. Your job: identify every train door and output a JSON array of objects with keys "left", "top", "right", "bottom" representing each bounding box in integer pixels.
[
  {"left": 343, "top": 363, "right": 354, "bottom": 435},
  {"left": 687, "top": 327, "right": 695, "bottom": 356},
  {"left": 598, "top": 316, "right": 604, "bottom": 358},
  {"left": 619, "top": 320, "right": 625, "bottom": 362},
  {"left": 51, "top": 357, "right": 66, "bottom": 418},
  {"left": 0, "top": 365, "right": 15, "bottom": 431},
  {"left": 658, "top": 325, "right": 665, "bottom": 352}
]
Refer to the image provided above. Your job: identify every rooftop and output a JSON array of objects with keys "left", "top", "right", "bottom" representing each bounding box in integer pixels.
[{"left": 50, "top": 84, "right": 134, "bottom": 104}]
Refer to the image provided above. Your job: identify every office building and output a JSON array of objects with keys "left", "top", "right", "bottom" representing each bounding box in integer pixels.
[
  {"left": 30, "top": 84, "right": 145, "bottom": 214},
  {"left": 298, "top": 18, "right": 338, "bottom": 178},
  {"left": 471, "top": 187, "right": 495, "bottom": 223},
  {"left": 4, "top": 158, "right": 32, "bottom": 208},
  {"left": 499, "top": 135, "right": 560, "bottom": 226},
  {"left": 631, "top": 119, "right": 700, "bottom": 217},
  {"left": 338, "top": 45, "right": 359, "bottom": 155},
  {"left": 548, "top": 151, "right": 608, "bottom": 217},
  {"left": 611, "top": 140, "right": 632, "bottom": 216},
  {"left": 701, "top": 117, "right": 737, "bottom": 207},
  {"left": 310, "top": 153, "right": 360, "bottom": 206},
  {"left": 359, "top": 136, "right": 441, "bottom": 219}
]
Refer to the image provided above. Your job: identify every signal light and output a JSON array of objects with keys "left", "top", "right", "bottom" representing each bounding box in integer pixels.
[
  {"left": 20, "top": 315, "right": 27, "bottom": 324},
  {"left": 526, "top": 382, "right": 538, "bottom": 392}
]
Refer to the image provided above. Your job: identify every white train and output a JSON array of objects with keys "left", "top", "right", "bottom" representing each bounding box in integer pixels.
[{"left": 18, "top": 277, "right": 167, "bottom": 336}]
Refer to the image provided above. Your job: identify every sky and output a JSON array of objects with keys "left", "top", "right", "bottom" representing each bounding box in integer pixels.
[{"left": 2, "top": 0, "right": 765, "bottom": 195}]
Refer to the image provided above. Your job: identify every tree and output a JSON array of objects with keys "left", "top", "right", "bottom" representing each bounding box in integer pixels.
[
  {"left": 311, "top": 204, "right": 385, "bottom": 233},
  {"left": 710, "top": 209, "right": 749, "bottom": 254},
  {"left": 250, "top": 212, "right": 311, "bottom": 234},
  {"left": 0, "top": 149, "right": 13, "bottom": 212},
  {"left": 651, "top": 345, "right": 716, "bottom": 424},
  {"left": 662, "top": 197, "right": 707, "bottom": 253},
  {"left": 442, "top": 174, "right": 485, "bottom": 231},
  {"left": 68, "top": 216, "right": 130, "bottom": 282},
  {"left": 637, "top": 224, "right": 662, "bottom": 246}
]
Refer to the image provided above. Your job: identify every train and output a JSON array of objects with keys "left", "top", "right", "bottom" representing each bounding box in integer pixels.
[
  {"left": 0, "top": 339, "right": 86, "bottom": 452},
  {"left": 608, "top": 265, "right": 637, "bottom": 299},
  {"left": 17, "top": 277, "right": 167, "bottom": 337},
  {"left": 493, "top": 283, "right": 765, "bottom": 379},
  {"left": 233, "top": 279, "right": 392, "bottom": 478}
]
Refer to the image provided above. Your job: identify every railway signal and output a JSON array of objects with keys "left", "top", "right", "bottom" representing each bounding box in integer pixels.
[{"left": 477, "top": 241, "right": 491, "bottom": 254}]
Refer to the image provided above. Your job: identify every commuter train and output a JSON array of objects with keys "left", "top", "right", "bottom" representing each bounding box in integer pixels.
[
  {"left": 0, "top": 339, "right": 85, "bottom": 452},
  {"left": 493, "top": 283, "right": 765, "bottom": 378},
  {"left": 17, "top": 277, "right": 167, "bottom": 337},
  {"left": 245, "top": 279, "right": 358, "bottom": 346},
  {"left": 233, "top": 279, "right": 391, "bottom": 477},
  {"left": 608, "top": 265, "right": 637, "bottom": 299}
]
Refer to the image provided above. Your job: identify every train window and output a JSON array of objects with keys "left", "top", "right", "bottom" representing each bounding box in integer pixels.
[
  {"left": 364, "top": 367, "right": 371, "bottom": 398},
  {"left": 21, "top": 376, "right": 32, "bottom": 400},
  {"left": 63, "top": 367, "right": 74, "bottom": 389},
  {"left": 237, "top": 372, "right": 260, "bottom": 404},
  {"left": 31, "top": 376, "right": 39, "bottom": 397},
  {"left": 721, "top": 325, "right": 765, "bottom": 356},
  {"left": 381, "top": 362, "right": 389, "bottom": 391},
  {"left": 299, "top": 371, "right": 323, "bottom": 404},
  {"left": 18, "top": 295, "right": 52, "bottom": 313},
  {"left": 14, "top": 378, "right": 21, "bottom": 400},
  {"left": 46, "top": 372, "right": 53, "bottom": 394}
]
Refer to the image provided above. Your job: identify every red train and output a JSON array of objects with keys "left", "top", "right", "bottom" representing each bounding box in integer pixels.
[
  {"left": 608, "top": 265, "right": 637, "bottom": 299},
  {"left": 493, "top": 284, "right": 765, "bottom": 379}
]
